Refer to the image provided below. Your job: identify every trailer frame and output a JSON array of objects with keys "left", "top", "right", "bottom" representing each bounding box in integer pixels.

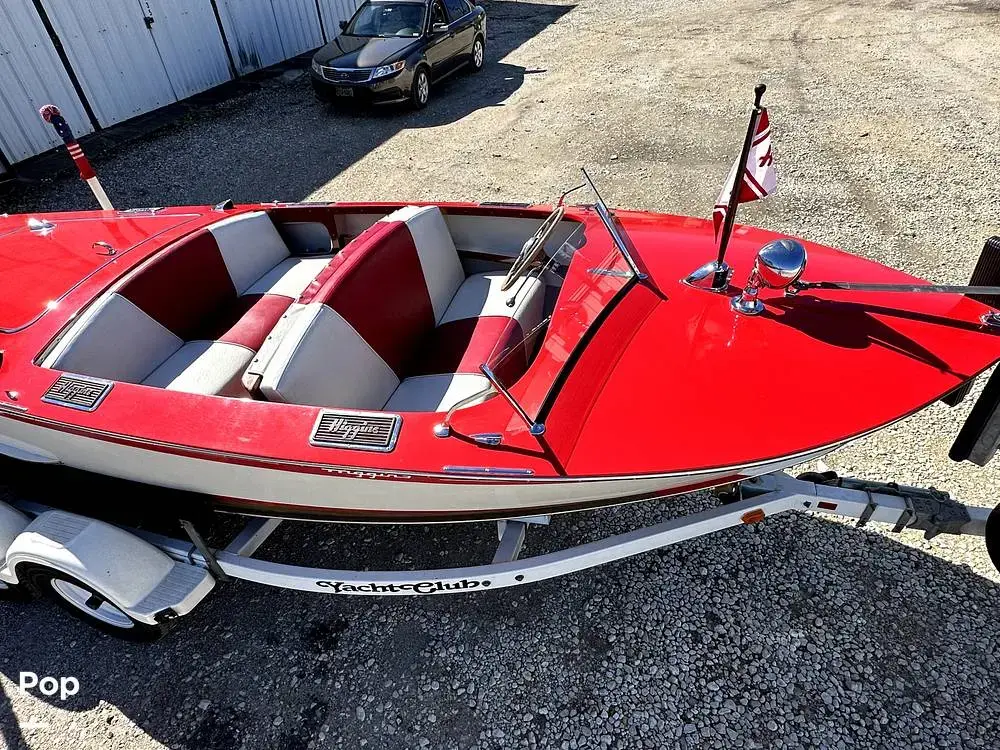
[{"left": 2, "top": 470, "right": 992, "bottom": 624}]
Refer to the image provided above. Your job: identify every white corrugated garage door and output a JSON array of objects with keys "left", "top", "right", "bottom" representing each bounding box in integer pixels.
[
  {"left": 317, "top": 0, "right": 364, "bottom": 41},
  {"left": 216, "top": 0, "right": 326, "bottom": 74},
  {"left": 0, "top": 0, "right": 93, "bottom": 163},
  {"left": 40, "top": 0, "right": 232, "bottom": 128}
]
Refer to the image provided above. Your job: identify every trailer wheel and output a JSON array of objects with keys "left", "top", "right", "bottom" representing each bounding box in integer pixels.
[{"left": 17, "top": 563, "right": 169, "bottom": 642}]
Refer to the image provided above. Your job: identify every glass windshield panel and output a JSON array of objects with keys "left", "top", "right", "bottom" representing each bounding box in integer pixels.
[
  {"left": 486, "top": 181, "right": 639, "bottom": 422},
  {"left": 584, "top": 169, "right": 645, "bottom": 279},
  {"left": 346, "top": 2, "right": 426, "bottom": 37}
]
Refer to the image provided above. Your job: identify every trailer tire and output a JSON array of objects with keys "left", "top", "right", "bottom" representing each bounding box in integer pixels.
[{"left": 16, "top": 563, "right": 169, "bottom": 642}]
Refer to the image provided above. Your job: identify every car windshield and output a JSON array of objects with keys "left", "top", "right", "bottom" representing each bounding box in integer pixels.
[{"left": 345, "top": 1, "right": 426, "bottom": 38}]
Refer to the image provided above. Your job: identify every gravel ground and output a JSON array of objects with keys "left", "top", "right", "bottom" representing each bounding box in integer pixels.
[{"left": 2, "top": 0, "right": 1000, "bottom": 748}]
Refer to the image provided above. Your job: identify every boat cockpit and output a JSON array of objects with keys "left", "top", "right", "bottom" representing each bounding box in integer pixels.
[{"left": 39, "top": 201, "right": 587, "bottom": 415}]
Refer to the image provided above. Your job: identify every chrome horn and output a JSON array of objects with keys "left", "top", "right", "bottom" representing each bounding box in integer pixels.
[{"left": 731, "top": 239, "right": 808, "bottom": 315}]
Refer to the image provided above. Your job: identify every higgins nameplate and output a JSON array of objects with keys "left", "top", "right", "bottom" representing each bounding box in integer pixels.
[
  {"left": 42, "top": 374, "right": 113, "bottom": 412},
  {"left": 310, "top": 410, "right": 402, "bottom": 452}
]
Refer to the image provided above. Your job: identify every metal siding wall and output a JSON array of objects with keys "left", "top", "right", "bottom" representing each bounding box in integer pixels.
[
  {"left": 0, "top": 0, "right": 93, "bottom": 162},
  {"left": 41, "top": 0, "right": 177, "bottom": 127},
  {"left": 2, "top": 0, "right": 333, "bottom": 165},
  {"left": 271, "top": 0, "right": 324, "bottom": 58},
  {"left": 142, "top": 0, "right": 233, "bottom": 99},
  {"left": 215, "top": 0, "right": 286, "bottom": 73},
  {"left": 317, "top": 0, "right": 363, "bottom": 40}
]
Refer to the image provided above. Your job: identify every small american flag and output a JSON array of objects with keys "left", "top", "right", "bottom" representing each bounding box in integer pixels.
[
  {"left": 39, "top": 104, "right": 95, "bottom": 181},
  {"left": 712, "top": 108, "right": 776, "bottom": 241}
]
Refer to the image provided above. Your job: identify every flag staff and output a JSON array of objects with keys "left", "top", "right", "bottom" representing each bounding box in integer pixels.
[
  {"left": 39, "top": 104, "right": 114, "bottom": 211},
  {"left": 711, "top": 83, "right": 767, "bottom": 289}
]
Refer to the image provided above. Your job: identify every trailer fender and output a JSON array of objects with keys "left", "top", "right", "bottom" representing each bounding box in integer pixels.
[
  {"left": 0, "top": 501, "right": 30, "bottom": 586},
  {"left": 4, "top": 511, "right": 214, "bottom": 624},
  {"left": 0, "top": 434, "right": 59, "bottom": 463}
]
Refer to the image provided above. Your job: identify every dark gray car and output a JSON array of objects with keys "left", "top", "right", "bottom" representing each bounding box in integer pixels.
[{"left": 310, "top": 0, "right": 486, "bottom": 108}]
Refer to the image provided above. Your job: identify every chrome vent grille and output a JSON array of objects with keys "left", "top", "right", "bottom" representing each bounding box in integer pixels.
[
  {"left": 42, "top": 374, "right": 113, "bottom": 411},
  {"left": 311, "top": 410, "right": 401, "bottom": 452},
  {"left": 321, "top": 67, "right": 371, "bottom": 83}
]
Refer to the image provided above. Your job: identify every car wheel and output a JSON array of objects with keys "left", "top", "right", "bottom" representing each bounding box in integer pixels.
[
  {"left": 17, "top": 563, "right": 170, "bottom": 641},
  {"left": 411, "top": 67, "right": 430, "bottom": 109},
  {"left": 471, "top": 36, "right": 485, "bottom": 72}
]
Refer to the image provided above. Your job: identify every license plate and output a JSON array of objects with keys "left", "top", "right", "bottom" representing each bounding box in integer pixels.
[{"left": 335, "top": 87, "right": 354, "bottom": 97}]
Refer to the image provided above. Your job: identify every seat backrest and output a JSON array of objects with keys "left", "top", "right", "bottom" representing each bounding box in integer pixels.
[
  {"left": 388, "top": 205, "right": 464, "bottom": 323},
  {"left": 206, "top": 211, "right": 290, "bottom": 295},
  {"left": 257, "top": 206, "right": 464, "bottom": 407},
  {"left": 115, "top": 229, "right": 240, "bottom": 341},
  {"left": 44, "top": 211, "right": 291, "bottom": 383},
  {"left": 259, "top": 302, "right": 401, "bottom": 408},
  {"left": 258, "top": 221, "right": 416, "bottom": 407},
  {"left": 43, "top": 292, "right": 183, "bottom": 383}
]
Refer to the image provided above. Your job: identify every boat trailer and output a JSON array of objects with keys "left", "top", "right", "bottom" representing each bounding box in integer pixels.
[{"left": 0, "top": 468, "right": 997, "bottom": 640}]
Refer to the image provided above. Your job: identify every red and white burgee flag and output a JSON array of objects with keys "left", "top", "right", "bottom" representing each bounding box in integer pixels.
[{"left": 712, "top": 108, "right": 776, "bottom": 241}]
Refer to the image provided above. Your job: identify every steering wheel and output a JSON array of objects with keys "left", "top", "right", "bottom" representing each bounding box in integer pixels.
[{"left": 501, "top": 206, "right": 564, "bottom": 292}]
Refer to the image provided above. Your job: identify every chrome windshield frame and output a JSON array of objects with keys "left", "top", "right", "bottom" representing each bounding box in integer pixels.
[
  {"left": 580, "top": 167, "right": 648, "bottom": 281},
  {"left": 434, "top": 172, "right": 645, "bottom": 442},
  {"left": 480, "top": 364, "right": 546, "bottom": 436}
]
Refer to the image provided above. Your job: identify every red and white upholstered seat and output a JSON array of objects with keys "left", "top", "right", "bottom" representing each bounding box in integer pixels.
[
  {"left": 258, "top": 205, "right": 545, "bottom": 412},
  {"left": 43, "top": 211, "right": 332, "bottom": 397}
]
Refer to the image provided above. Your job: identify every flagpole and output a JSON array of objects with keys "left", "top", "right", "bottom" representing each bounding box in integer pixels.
[
  {"left": 39, "top": 104, "right": 114, "bottom": 211},
  {"left": 712, "top": 83, "right": 766, "bottom": 288}
]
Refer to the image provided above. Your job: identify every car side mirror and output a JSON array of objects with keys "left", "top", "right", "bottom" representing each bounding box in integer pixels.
[
  {"left": 431, "top": 22, "right": 448, "bottom": 33},
  {"left": 339, "top": 20, "right": 348, "bottom": 31}
]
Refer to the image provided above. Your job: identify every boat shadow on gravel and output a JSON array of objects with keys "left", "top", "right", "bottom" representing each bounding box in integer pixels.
[
  {"left": 1, "top": 460, "right": 999, "bottom": 749},
  {"left": 0, "top": 0, "right": 573, "bottom": 215}
]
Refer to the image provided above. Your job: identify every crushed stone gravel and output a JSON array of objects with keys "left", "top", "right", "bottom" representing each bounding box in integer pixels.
[{"left": 2, "top": 0, "right": 1000, "bottom": 748}]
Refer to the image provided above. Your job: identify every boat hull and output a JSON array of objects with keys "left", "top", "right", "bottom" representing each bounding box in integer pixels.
[{"left": 0, "top": 411, "right": 839, "bottom": 521}]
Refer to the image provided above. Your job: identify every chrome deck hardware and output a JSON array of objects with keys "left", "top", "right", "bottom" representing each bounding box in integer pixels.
[
  {"left": 732, "top": 238, "right": 808, "bottom": 315},
  {"left": 27, "top": 217, "right": 55, "bottom": 235},
  {"left": 683, "top": 260, "right": 733, "bottom": 292}
]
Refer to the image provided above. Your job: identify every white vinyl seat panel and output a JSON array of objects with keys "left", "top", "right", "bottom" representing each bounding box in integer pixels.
[
  {"left": 207, "top": 211, "right": 292, "bottom": 295},
  {"left": 42, "top": 293, "right": 182, "bottom": 384},
  {"left": 142, "top": 341, "right": 255, "bottom": 398},
  {"left": 439, "top": 273, "right": 545, "bottom": 333},
  {"left": 382, "top": 206, "right": 465, "bottom": 322},
  {"left": 244, "top": 255, "right": 332, "bottom": 299},
  {"left": 241, "top": 302, "right": 306, "bottom": 393},
  {"left": 384, "top": 373, "right": 493, "bottom": 413},
  {"left": 259, "top": 303, "right": 400, "bottom": 409}
]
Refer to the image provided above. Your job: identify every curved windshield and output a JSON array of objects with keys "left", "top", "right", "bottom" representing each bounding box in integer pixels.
[
  {"left": 482, "top": 171, "right": 643, "bottom": 428},
  {"left": 345, "top": 2, "right": 426, "bottom": 38}
]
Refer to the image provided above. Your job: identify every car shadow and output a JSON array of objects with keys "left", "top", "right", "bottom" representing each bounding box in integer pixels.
[
  {"left": 1, "top": 460, "right": 1000, "bottom": 749},
  {"left": 0, "top": 0, "right": 574, "bottom": 216}
]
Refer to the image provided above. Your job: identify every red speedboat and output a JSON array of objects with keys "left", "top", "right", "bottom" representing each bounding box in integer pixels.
[{"left": 1, "top": 173, "right": 998, "bottom": 521}]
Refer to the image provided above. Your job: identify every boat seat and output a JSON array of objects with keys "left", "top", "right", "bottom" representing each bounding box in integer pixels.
[
  {"left": 43, "top": 211, "right": 333, "bottom": 397},
  {"left": 258, "top": 205, "right": 544, "bottom": 412}
]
